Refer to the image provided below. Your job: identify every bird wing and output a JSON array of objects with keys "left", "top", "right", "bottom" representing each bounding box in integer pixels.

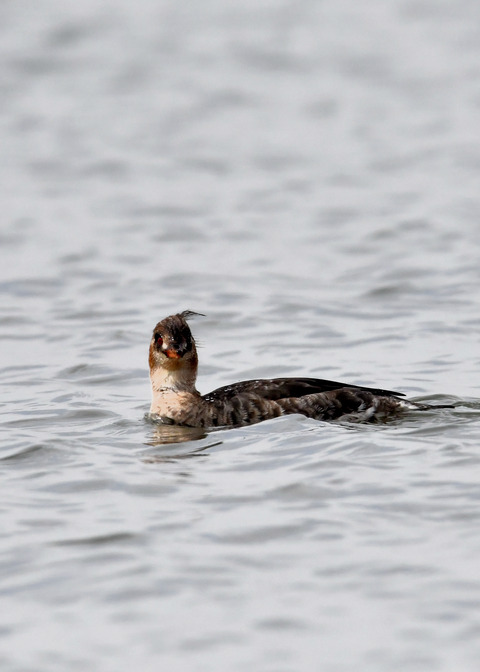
[{"left": 202, "top": 376, "right": 405, "bottom": 402}]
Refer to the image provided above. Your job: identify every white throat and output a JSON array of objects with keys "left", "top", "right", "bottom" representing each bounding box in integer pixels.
[{"left": 150, "top": 365, "right": 197, "bottom": 393}]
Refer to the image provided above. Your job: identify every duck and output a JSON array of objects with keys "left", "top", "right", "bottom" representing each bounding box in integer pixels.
[{"left": 148, "top": 311, "right": 452, "bottom": 428}]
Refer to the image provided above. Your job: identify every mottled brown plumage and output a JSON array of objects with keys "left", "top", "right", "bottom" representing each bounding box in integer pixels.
[{"left": 148, "top": 311, "right": 451, "bottom": 428}]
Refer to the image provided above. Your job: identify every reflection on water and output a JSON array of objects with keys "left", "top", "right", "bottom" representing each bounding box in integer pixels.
[
  {"left": 142, "top": 413, "right": 222, "bottom": 463},
  {"left": 143, "top": 413, "right": 223, "bottom": 460},
  {"left": 145, "top": 413, "right": 209, "bottom": 445},
  {"left": 141, "top": 442, "right": 221, "bottom": 464}
]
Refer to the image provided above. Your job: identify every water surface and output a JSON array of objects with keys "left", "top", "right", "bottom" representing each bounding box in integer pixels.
[{"left": 2, "top": 1, "right": 480, "bottom": 671}]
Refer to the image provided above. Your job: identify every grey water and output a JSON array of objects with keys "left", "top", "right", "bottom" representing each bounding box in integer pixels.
[{"left": 2, "top": 1, "right": 480, "bottom": 670}]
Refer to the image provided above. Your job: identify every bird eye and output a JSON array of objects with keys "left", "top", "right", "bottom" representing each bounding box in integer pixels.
[{"left": 154, "top": 333, "right": 163, "bottom": 347}]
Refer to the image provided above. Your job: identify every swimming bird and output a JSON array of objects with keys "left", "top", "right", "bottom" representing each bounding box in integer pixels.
[{"left": 148, "top": 311, "right": 451, "bottom": 428}]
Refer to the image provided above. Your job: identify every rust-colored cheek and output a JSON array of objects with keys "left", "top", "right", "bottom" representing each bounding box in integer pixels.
[{"left": 165, "top": 349, "right": 181, "bottom": 359}]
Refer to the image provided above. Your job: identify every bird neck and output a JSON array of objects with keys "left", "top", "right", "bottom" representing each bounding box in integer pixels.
[{"left": 150, "top": 358, "right": 198, "bottom": 393}]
